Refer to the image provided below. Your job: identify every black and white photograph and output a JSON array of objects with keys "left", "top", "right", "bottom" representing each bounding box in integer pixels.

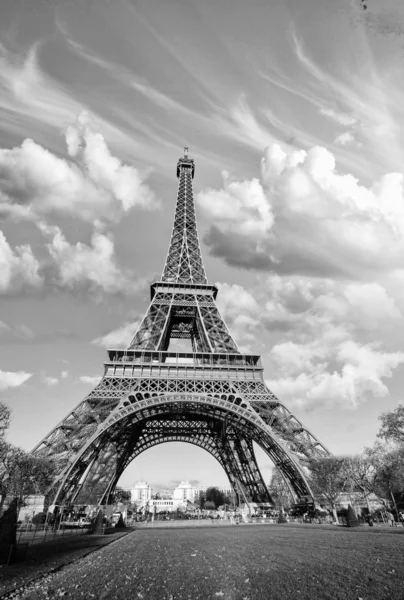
[{"left": 0, "top": 1, "right": 403, "bottom": 598}]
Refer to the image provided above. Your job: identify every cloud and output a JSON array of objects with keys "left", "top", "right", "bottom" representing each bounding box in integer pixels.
[
  {"left": 0, "top": 322, "right": 34, "bottom": 341},
  {"left": 39, "top": 223, "right": 131, "bottom": 294},
  {"left": 92, "top": 320, "right": 140, "bottom": 348},
  {"left": 0, "top": 112, "right": 158, "bottom": 224},
  {"left": 0, "top": 230, "right": 42, "bottom": 294},
  {"left": 0, "top": 43, "right": 146, "bottom": 161},
  {"left": 215, "top": 274, "right": 404, "bottom": 410},
  {"left": 199, "top": 142, "right": 404, "bottom": 279},
  {"left": 334, "top": 132, "right": 355, "bottom": 146},
  {"left": 43, "top": 375, "right": 59, "bottom": 386},
  {"left": 0, "top": 369, "right": 32, "bottom": 391},
  {"left": 291, "top": 27, "right": 404, "bottom": 174},
  {"left": 198, "top": 171, "right": 275, "bottom": 270},
  {"left": 0, "top": 43, "right": 84, "bottom": 135},
  {"left": 267, "top": 340, "right": 404, "bottom": 411},
  {"left": 319, "top": 108, "right": 357, "bottom": 127},
  {"left": 199, "top": 172, "right": 273, "bottom": 238},
  {"left": 61, "top": 371, "right": 69, "bottom": 379},
  {"left": 215, "top": 283, "right": 260, "bottom": 351},
  {"left": 78, "top": 375, "right": 101, "bottom": 385}
]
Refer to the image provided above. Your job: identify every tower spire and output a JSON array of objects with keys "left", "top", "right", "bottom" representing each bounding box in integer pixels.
[
  {"left": 32, "top": 149, "right": 331, "bottom": 514},
  {"left": 161, "top": 149, "right": 207, "bottom": 284}
]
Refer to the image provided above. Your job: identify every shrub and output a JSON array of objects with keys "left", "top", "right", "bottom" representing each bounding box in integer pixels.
[{"left": 32, "top": 512, "right": 46, "bottom": 525}]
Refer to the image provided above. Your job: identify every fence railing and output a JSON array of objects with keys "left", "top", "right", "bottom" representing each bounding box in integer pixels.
[{"left": 16, "top": 522, "right": 92, "bottom": 546}]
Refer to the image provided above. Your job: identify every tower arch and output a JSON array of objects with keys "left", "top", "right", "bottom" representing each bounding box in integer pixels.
[
  {"left": 33, "top": 150, "right": 330, "bottom": 509},
  {"left": 49, "top": 393, "right": 315, "bottom": 507}
]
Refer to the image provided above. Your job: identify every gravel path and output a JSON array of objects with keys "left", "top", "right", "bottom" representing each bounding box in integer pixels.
[{"left": 4, "top": 523, "right": 404, "bottom": 600}]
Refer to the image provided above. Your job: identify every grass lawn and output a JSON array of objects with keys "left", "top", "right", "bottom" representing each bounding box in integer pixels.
[{"left": 14, "top": 523, "right": 404, "bottom": 600}]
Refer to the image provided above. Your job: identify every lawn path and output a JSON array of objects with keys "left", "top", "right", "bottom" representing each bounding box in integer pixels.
[{"left": 14, "top": 524, "right": 404, "bottom": 600}]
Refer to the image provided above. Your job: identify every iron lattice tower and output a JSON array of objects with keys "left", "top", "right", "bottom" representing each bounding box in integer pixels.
[{"left": 34, "top": 150, "right": 330, "bottom": 507}]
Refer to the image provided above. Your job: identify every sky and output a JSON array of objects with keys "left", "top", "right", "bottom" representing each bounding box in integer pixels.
[{"left": 1, "top": 0, "right": 404, "bottom": 492}]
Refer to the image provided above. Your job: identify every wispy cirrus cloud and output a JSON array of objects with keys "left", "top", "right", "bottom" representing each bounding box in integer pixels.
[
  {"left": 0, "top": 321, "right": 34, "bottom": 342},
  {"left": 290, "top": 26, "right": 404, "bottom": 174},
  {"left": 319, "top": 107, "right": 357, "bottom": 127},
  {"left": 0, "top": 42, "right": 145, "bottom": 156}
]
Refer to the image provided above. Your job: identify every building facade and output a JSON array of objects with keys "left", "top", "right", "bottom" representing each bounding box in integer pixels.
[{"left": 130, "top": 481, "right": 152, "bottom": 507}]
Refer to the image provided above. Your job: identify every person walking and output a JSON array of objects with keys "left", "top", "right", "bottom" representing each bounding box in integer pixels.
[
  {"left": 386, "top": 511, "right": 396, "bottom": 527},
  {"left": 399, "top": 511, "right": 404, "bottom": 527},
  {"left": 365, "top": 513, "right": 373, "bottom": 527}
]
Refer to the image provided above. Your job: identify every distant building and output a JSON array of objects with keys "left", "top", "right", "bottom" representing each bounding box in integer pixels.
[
  {"left": 127, "top": 481, "right": 233, "bottom": 512},
  {"left": 173, "top": 481, "right": 196, "bottom": 502},
  {"left": 130, "top": 481, "right": 152, "bottom": 508}
]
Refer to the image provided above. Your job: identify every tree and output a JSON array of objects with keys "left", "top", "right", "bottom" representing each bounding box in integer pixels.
[
  {"left": 268, "top": 468, "right": 293, "bottom": 511},
  {"left": 111, "top": 487, "right": 131, "bottom": 503},
  {"left": 204, "top": 501, "right": 216, "bottom": 511},
  {"left": 195, "top": 490, "right": 206, "bottom": 509},
  {"left": 205, "top": 487, "right": 225, "bottom": 509},
  {"left": 377, "top": 405, "right": 404, "bottom": 444},
  {"left": 342, "top": 454, "right": 377, "bottom": 512},
  {"left": 32, "top": 512, "right": 47, "bottom": 525},
  {"left": 365, "top": 442, "right": 404, "bottom": 514},
  {"left": 0, "top": 446, "right": 56, "bottom": 514},
  {"left": 309, "top": 457, "right": 347, "bottom": 522},
  {"left": 0, "top": 403, "right": 10, "bottom": 437},
  {"left": 222, "top": 494, "right": 235, "bottom": 509}
]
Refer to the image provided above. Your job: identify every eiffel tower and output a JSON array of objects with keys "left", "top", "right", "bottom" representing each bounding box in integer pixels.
[{"left": 34, "top": 149, "right": 330, "bottom": 508}]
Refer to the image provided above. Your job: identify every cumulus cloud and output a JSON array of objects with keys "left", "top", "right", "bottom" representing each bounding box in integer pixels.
[
  {"left": 0, "top": 369, "right": 32, "bottom": 391},
  {"left": 79, "top": 375, "right": 101, "bottom": 385},
  {"left": 61, "top": 371, "right": 69, "bottom": 379},
  {"left": 261, "top": 276, "right": 402, "bottom": 337},
  {"left": 0, "top": 112, "right": 157, "bottom": 224},
  {"left": 267, "top": 339, "right": 404, "bottom": 411},
  {"left": 198, "top": 142, "right": 404, "bottom": 278},
  {"left": 334, "top": 132, "right": 355, "bottom": 146},
  {"left": 199, "top": 172, "right": 273, "bottom": 238},
  {"left": 215, "top": 274, "right": 404, "bottom": 410},
  {"left": 92, "top": 319, "right": 140, "bottom": 348},
  {"left": 39, "top": 223, "right": 130, "bottom": 293},
  {"left": 43, "top": 375, "right": 59, "bottom": 386},
  {"left": 0, "top": 230, "right": 42, "bottom": 294},
  {"left": 215, "top": 283, "right": 260, "bottom": 351}
]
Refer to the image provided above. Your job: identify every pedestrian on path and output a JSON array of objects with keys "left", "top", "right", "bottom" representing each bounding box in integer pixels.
[
  {"left": 385, "top": 511, "right": 397, "bottom": 527},
  {"left": 365, "top": 513, "right": 373, "bottom": 527}
]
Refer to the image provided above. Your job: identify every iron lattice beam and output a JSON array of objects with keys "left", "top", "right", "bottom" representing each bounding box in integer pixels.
[{"left": 33, "top": 150, "right": 331, "bottom": 510}]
